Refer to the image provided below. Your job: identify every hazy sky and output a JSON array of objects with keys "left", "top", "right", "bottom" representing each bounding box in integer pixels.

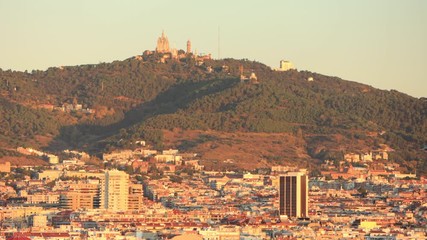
[{"left": 0, "top": 0, "right": 426, "bottom": 97}]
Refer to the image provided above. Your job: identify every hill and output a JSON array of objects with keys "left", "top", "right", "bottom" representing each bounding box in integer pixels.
[{"left": 0, "top": 56, "right": 426, "bottom": 174}]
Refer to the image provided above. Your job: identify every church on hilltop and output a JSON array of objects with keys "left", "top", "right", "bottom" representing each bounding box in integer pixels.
[
  {"left": 139, "top": 30, "right": 211, "bottom": 63},
  {"left": 156, "top": 31, "right": 170, "bottom": 53},
  {"left": 154, "top": 30, "right": 181, "bottom": 60}
]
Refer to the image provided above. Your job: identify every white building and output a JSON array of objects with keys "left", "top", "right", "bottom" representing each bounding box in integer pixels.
[
  {"left": 46, "top": 154, "right": 59, "bottom": 164},
  {"left": 100, "top": 170, "right": 129, "bottom": 211},
  {"left": 277, "top": 60, "right": 295, "bottom": 71},
  {"left": 30, "top": 215, "right": 48, "bottom": 227}
]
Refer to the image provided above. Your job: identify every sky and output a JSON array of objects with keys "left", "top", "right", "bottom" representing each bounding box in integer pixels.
[{"left": 0, "top": 0, "right": 426, "bottom": 98}]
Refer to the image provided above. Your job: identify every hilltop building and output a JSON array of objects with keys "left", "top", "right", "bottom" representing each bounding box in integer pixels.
[
  {"left": 143, "top": 31, "right": 210, "bottom": 63},
  {"left": 156, "top": 31, "right": 170, "bottom": 53},
  {"left": 100, "top": 170, "right": 129, "bottom": 211},
  {"left": 249, "top": 72, "right": 259, "bottom": 84},
  {"left": 279, "top": 171, "right": 308, "bottom": 218},
  {"left": 276, "top": 60, "right": 295, "bottom": 71},
  {"left": 187, "top": 40, "right": 192, "bottom": 54}
]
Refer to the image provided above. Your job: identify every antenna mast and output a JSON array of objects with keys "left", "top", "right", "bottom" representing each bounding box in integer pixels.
[{"left": 218, "top": 26, "right": 221, "bottom": 59}]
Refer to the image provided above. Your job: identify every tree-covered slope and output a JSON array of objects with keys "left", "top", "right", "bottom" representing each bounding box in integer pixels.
[
  {"left": 0, "top": 57, "right": 425, "bottom": 173},
  {"left": 0, "top": 98, "right": 59, "bottom": 146}
]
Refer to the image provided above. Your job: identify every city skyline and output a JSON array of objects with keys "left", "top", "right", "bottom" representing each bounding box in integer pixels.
[
  {"left": 0, "top": 1, "right": 426, "bottom": 98},
  {"left": 0, "top": 1, "right": 425, "bottom": 238}
]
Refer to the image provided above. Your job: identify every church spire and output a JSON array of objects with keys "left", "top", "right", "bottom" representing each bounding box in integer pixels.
[{"left": 156, "top": 30, "right": 170, "bottom": 53}]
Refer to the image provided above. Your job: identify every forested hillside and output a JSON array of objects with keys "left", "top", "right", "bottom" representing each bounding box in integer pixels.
[
  {"left": 0, "top": 98, "right": 59, "bottom": 146},
  {"left": 0, "top": 57, "right": 426, "bottom": 173}
]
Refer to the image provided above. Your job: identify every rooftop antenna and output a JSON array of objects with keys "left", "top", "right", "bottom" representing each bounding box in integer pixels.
[{"left": 218, "top": 25, "right": 221, "bottom": 59}]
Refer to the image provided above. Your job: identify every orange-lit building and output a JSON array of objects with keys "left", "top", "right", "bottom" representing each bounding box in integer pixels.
[
  {"left": 60, "top": 183, "right": 99, "bottom": 210},
  {"left": 279, "top": 172, "right": 308, "bottom": 218}
]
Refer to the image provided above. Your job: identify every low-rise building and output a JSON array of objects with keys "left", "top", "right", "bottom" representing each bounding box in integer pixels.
[
  {"left": 0, "top": 161, "right": 11, "bottom": 173},
  {"left": 60, "top": 183, "right": 100, "bottom": 210}
]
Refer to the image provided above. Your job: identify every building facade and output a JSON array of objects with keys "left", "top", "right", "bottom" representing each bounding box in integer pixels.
[
  {"left": 100, "top": 170, "right": 129, "bottom": 211},
  {"left": 156, "top": 31, "right": 170, "bottom": 53},
  {"left": 0, "top": 161, "right": 11, "bottom": 173},
  {"left": 279, "top": 172, "right": 308, "bottom": 218},
  {"left": 279, "top": 60, "right": 295, "bottom": 71},
  {"left": 60, "top": 183, "right": 100, "bottom": 210},
  {"left": 128, "top": 183, "right": 144, "bottom": 211}
]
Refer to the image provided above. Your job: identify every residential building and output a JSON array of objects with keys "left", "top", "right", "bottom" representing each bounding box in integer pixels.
[
  {"left": 29, "top": 215, "right": 48, "bottom": 227},
  {"left": 38, "top": 170, "right": 62, "bottom": 180},
  {"left": 100, "top": 170, "right": 129, "bottom": 211},
  {"left": 279, "top": 171, "right": 308, "bottom": 218},
  {"left": 0, "top": 161, "right": 10, "bottom": 173},
  {"left": 60, "top": 183, "right": 100, "bottom": 210},
  {"left": 45, "top": 154, "right": 59, "bottom": 164},
  {"left": 128, "top": 183, "right": 143, "bottom": 211},
  {"left": 26, "top": 194, "right": 60, "bottom": 204}
]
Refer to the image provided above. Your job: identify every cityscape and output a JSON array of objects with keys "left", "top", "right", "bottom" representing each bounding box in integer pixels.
[
  {"left": 0, "top": 31, "right": 425, "bottom": 240},
  {"left": 0, "top": 1, "right": 426, "bottom": 240},
  {"left": 1, "top": 141, "right": 426, "bottom": 239}
]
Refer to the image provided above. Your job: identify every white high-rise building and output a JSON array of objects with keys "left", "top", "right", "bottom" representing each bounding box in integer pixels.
[{"left": 100, "top": 170, "right": 129, "bottom": 211}]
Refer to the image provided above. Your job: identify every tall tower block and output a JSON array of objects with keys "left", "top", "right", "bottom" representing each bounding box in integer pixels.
[
  {"left": 187, "top": 40, "right": 192, "bottom": 54},
  {"left": 279, "top": 171, "right": 308, "bottom": 218},
  {"left": 100, "top": 170, "right": 129, "bottom": 211}
]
